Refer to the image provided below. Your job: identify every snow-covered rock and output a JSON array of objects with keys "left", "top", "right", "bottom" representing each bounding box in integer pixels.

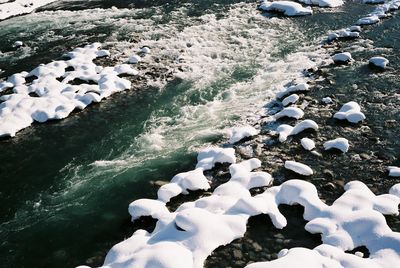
[
  {"left": 277, "top": 119, "right": 319, "bottom": 142},
  {"left": 282, "top": 94, "right": 299, "bottom": 106},
  {"left": 298, "top": 0, "right": 343, "bottom": 7},
  {"left": 274, "top": 107, "right": 304, "bottom": 120},
  {"left": 322, "top": 97, "right": 333, "bottom": 104},
  {"left": 128, "top": 54, "right": 141, "bottom": 64},
  {"left": 14, "top": 41, "right": 23, "bottom": 47},
  {"left": 228, "top": 126, "right": 259, "bottom": 144},
  {"left": 259, "top": 1, "right": 313, "bottom": 16},
  {"left": 301, "top": 138, "right": 315, "bottom": 151},
  {"left": 196, "top": 147, "right": 236, "bottom": 170},
  {"left": 323, "top": 138, "right": 349, "bottom": 153},
  {"left": 284, "top": 160, "right": 313, "bottom": 175},
  {"left": 388, "top": 166, "right": 400, "bottom": 177},
  {"left": 357, "top": 15, "right": 380, "bottom": 25},
  {"left": 276, "top": 83, "right": 309, "bottom": 99},
  {"left": 0, "top": 43, "right": 138, "bottom": 138},
  {"left": 332, "top": 52, "right": 353, "bottom": 63},
  {"left": 363, "top": 0, "right": 385, "bottom": 4},
  {"left": 369, "top": 56, "right": 389, "bottom": 69},
  {"left": 140, "top": 47, "right": 151, "bottom": 54},
  {"left": 333, "top": 101, "right": 366, "bottom": 123}
]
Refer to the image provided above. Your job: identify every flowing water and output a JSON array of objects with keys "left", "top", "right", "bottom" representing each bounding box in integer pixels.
[{"left": 0, "top": 1, "right": 399, "bottom": 267}]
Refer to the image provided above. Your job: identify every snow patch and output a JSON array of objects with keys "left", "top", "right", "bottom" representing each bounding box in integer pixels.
[
  {"left": 333, "top": 101, "right": 366, "bottom": 123},
  {"left": 284, "top": 160, "right": 313, "bottom": 175},
  {"left": 323, "top": 137, "right": 350, "bottom": 153}
]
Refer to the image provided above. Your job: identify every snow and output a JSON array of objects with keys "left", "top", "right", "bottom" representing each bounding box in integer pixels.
[
  {"left": 388, "top": 166, "right": 400, "bottom": 177},
  {"left": 369, "top": 56, "right": 389, "bottom": 69},
  {"left": 14, "top": 41, "right": 23, "bottom": 48},
  {"left": 276, "top": 83, "right": 309, "bottom": 99},
  {"left": 282, "top": 94, "right": 299, "bottom": 106},
  {"left": 140, "top": 47, "right": 151, "bottom": 54},
  {"left": 363, "top": 0, "right": 385, "bottom": 4},
  {"left": 284, "top": 160, "right": 313, "bottom": 175},
  {"left": 332, "top": 52, "right": 353, "bottom": 63},
  {"left": 333, "top": 101, "right": 366, "bottom": 123},
  {"left": 298, "top": 0, "right": 344, "bottom": 7},
  {"left": 228, "top": 126, "right": 259, "bottom": 144},
  {"left": 277, "top": 119, "right": 319, "bottom": 142},
  {"left": 0, "top": 43, "right": 139, "bottom": 138},
  {"left": 323, "top": 138, "right": 350, "bottom": 153},
  {"left": 274, "top": 107, "right": 304, "bottom": 120},
  {"left": 357, "top": 15, "right": 380, "bottom": 25},
  {"left": 128, "top": 54, "right": 142, "bottom": 64},
  {"left": 327, "top": 28, "right": 360, "bottom": 42},
  {"left": 0, "top": 0, "right": 58, "bottom": 21},
  {"left": 97, "top": 149, "right": 400, "bottom": 268},
  {"left": 157, "top": 168, "right": 210, "bottom": 203},
  {"left": 259, "top": 1, "right": 313, "bottom": 16},
  {"left": 301, "top": 138, "right": 315, "bottom": 151},
  {"left": 322, "top": 97, "right": 333, "bottom": 104},
  {"left": 196, "top": 147, "right": 236, "bottom": 170}
]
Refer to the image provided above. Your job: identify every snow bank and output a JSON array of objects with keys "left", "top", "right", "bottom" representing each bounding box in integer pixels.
[
  {"left": 282, "top": 94, "right": 299, "bottom": 106},
  {"left": 369, "top": 56, "right": 389, "bottom": 69},
  {"left": 274, "top": 107, "right": 304, "bottom": 120},
  {"left": 0, "top": 0, "right": 58, "bottom": 21},
  {"left": 277, "top": 119, "right": 319, "bottom": 142},
  {"left": 228, "top": 126, "right": 259, "bottom": 144},
  {"left": 323, "top": 137, "right": 349, "bottom": 153},
  {"left": 301, "top": 138, "right": 315, "bottom": 151},
  {"left": 102, "top": 154, "right": 400, "bottom": 268},
  {"left": 332, "top": 52, "right": 353, "bottom": 63},
  {"left": 284, "top": 160, "right": 313, "bottom": 175},
  {"left": 333, "top": 101, "right": 366, "bottom": 123},
  {"left": 259, "top": 1, "right": 313, "bottom": 16},
  {"left": 0, "top": 43, "right": 139, "bottom": 138}
]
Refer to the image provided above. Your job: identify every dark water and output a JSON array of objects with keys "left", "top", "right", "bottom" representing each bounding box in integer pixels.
[{"left": 0, "top": 1, "right": 399, "bottom": 267}]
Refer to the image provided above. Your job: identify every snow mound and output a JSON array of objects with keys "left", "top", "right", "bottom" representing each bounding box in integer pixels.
[
  {"left": 196, "top": 147, "right": 236, "bottom": 170},
  {"left": 333, "top": 101, "right": 366, "bottom": 123},
  {"left": 0, "top": 43, "right": 139, "bottom": 138},
  {"left": 388, "top": 166, "right": 400, "bottom": 177},
  {"left": 277, "top": 119, "right": 319, "bottom": 142},
  {"left": 284, "top": 160, "right": 313, "bottom": 175},
  {"left": 322, "top": 97, "right": 333, "bottom": 104},
  {"left": 157, "top": 168, "right": 210, "bottom": 203},
  {"left": 97, "top": 149, "right": 400, "bottom": 268},
  {"left": 276, "top": 83, "right": 309, "bottom": 99},
  {"left": 282, "top": 94, "right": 299, "bottom": 106},
  {"left": 332, "top": 52, "right": 353, "bottom": 63},
  {"left": 301, "top": 138, "right": 315, "bottom": 151},
  {"left": 228, "top": 126, "right": 259, "bottom": 144},
  {"left": 323, "top": 138, "right": 349, "bottom": 153},
  {"left": 369, "top": 56, "right": 389, "bottom": 69},
  {"left": 259, "top": 1, "right": 313, "bottom": 17},
  {"left": 274, "top": 107, "right": 304, "bottom": 120}
]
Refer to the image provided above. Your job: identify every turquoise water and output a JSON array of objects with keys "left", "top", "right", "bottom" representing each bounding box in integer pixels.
[{"left": 0, "top": 1, "right": 399, "bottom": 267}]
